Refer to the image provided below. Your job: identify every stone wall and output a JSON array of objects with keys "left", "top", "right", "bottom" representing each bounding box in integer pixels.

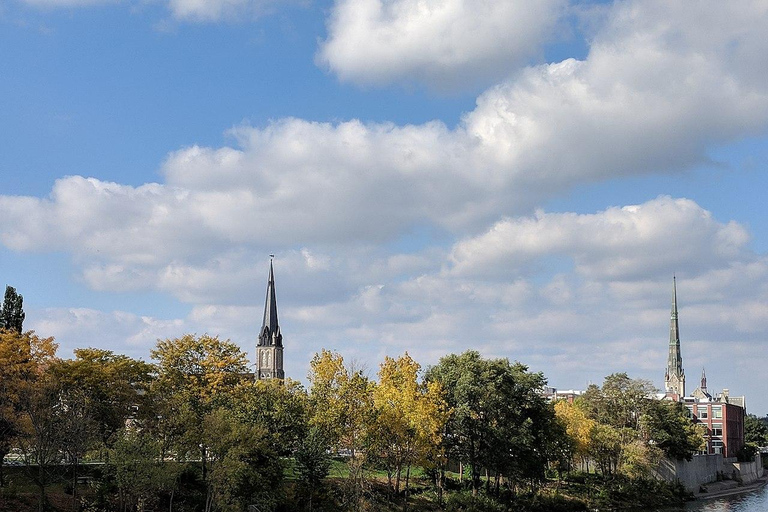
[
  {"left": 654, "top": 453, "right": 764, "bottom": 492},
  {"left": 653, "top": 454, "right": 723, "bottom": 492},
  {"left": 729, "top": 453, "right": 764, "bottom": 484}
]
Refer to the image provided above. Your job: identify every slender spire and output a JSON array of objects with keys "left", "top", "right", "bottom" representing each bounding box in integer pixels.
[
  {"left": 258, "top": 258, "right": 282, "bottom": 347},
  {"left": 701, "top": 368, "right": 707, "bottom": 391},
  {"left": 665, "top": 276, "right": 685, "bottom": 397}
]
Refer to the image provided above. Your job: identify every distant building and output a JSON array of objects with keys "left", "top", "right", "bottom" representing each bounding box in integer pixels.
[
  {"left": 660, "top": 277, "right": 746, "bottom": 458},
  {"left": 255, "top": 260, "right": 285, "bottom": 380},
  {"left": 542, "top": 386, "right": 583, "bottom": 403}
]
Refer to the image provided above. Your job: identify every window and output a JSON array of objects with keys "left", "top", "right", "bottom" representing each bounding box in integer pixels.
[
  {"left": 712, "top": 407, "right": 722, "bottom": 419},
  {"left": 698, "top": 407, "right": 709, "bottom": 419},
  {"left": 712, "top": 424, "right": 723, "bottom": 437}
]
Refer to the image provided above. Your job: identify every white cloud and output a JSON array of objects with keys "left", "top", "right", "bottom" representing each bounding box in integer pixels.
[
  {"left": 3, "top": 3, "right": 768, "bottom": 260},
  {"left": 317, "top": 0, "right": 566, "bottom": 89},
  {"left": 448, "top": 197, "right": 751, "bottom": 280}
]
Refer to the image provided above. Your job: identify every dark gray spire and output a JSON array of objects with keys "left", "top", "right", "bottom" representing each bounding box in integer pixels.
[
  {"left": 258, "top": 260, "right": 282, "bottom": 347},
  {"left": 701, "top": 368, "right": 707, "bottom": 391}
]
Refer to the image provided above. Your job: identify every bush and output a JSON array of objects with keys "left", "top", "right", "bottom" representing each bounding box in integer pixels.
[
  {"left": 445, "top": 491, "right": 505, "bottom": 512},
  {"left": 737, "top": 443, "right": 759, "bottom": 462}
]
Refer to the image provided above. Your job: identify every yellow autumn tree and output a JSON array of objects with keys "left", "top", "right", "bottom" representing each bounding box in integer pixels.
[
  {"left": 554, "top": 399, "right": 595, "bottom": 471},
  {"left": 307, "top": 349, "right": 375, "bottom": 508},
  {"left": 370, "top": 353, "right": 448, "bottom": 497},
  {"left": 151, "top": 334, "right": 250, "bottom": 485}
]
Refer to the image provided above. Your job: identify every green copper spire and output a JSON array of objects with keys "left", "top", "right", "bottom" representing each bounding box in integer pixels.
[{"left": 664, "top": 276, "right": 685, "bottom": 397}]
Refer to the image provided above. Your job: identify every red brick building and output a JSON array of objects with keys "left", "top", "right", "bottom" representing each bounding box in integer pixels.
[{"left": 684, "top": 400, "right": 745, "bottom": 458}]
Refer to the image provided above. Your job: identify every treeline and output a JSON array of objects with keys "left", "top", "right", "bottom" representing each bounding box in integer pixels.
[{"left": 0, "top": 329, "right": 704, "bottom": 512}]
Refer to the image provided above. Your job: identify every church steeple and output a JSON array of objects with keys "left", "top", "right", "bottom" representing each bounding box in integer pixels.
[
  {"left": 258, "top": 259, "right": 282, "bottom": 348},
  {"left": 256, "top": 258, "right": 285, "bottom": 380},
  {"left": 701, "top": 368, "right": 707, "bottom": 392},
  {"left": 664, "top": 276, "right": 685, "bottom": 397}
]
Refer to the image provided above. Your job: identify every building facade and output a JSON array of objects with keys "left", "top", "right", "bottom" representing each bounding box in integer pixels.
[
  {"left": 683, "top": 399, "right": 745, "bottom": 458},
  {"left": 256, "top": 260, "right": 285, "bottom": 380}
]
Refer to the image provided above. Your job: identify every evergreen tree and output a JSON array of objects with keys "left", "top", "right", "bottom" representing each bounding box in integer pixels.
[{"left": 1, "top": 286, "right": 25, "bottom": 334}]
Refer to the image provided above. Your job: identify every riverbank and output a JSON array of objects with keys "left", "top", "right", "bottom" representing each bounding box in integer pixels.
[{"left": 696, "top": 474, "right": 768, "bottom": 500}]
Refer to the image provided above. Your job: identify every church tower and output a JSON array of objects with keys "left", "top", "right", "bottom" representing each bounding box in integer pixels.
[
  {"left": 256, "top": 260, "right": 284, "bottom": 380},
  {"left": 664, "top": 276, "right": 685, "bottom": 398}
]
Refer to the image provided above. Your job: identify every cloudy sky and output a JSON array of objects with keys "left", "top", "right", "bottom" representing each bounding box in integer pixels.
[{"left": 2, "top": 0, "right": 768, "bottom": 412}]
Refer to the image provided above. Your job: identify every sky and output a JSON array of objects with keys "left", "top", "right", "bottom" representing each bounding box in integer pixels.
[{"left": 2, "top": 0, "right": 768, "bottom": 413}]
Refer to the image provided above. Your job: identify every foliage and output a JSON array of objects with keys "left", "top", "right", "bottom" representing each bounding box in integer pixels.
[
  {"left": 0, "top": 330, "right": 57, "bottom": 500},
  {"left": 745, "top": 414, "right": 768, "bottom": 446},
  {"left": 109, "top": 429, "right": 179, "bottom": 512},
  {"left": 203, "top": 407, "right": 284, "bottom": 512},
  {"left": 1, "top": 286, "right": 25, "bottom": 334},
  {"left": 307, "top": 350, "right": 376, "bottom": 510},
  {"left": 737, "top": 442, "right": 759, "bottom": 462},
  {"left": 294, "top": 426, "right": 332, "bottom": 510},
  {"left": 425, "top": 350, "right": 559, "bottom": 496},
  {"left": 575, "top": 373, "right": 703, "bottom": 477},
  {"left": 639, "top": 400, "right": 703, "bottom": 461},
  {"left": 554, "top": 401, "right": 595, "bottom": 470},
  {"left": 51, "top": 349, "right": 154, "bottom": 449},
  {"left": 368, "top": 353, "right": 448, "bottom": 496},
  {"left": 232, "top": 378, "right": 309, "bottom": 456},
  {"left": 444, "top": 491, "right": 505, "bottom": 512}
]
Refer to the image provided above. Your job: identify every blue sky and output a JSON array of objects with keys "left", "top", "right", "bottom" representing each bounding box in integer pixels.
[{"left": 2, "top": 0, "right": 768, "bottom": 413}]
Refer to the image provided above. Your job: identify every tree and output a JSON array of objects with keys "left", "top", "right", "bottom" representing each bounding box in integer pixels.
[
  {"left": 52, "top": 349, "right": 155, "bottom": 453},
  {"left": 151, "top": 334, "right": 250, "bottom": 489},
  {"left": 109, "top": 429, "right": 180, "bottom": 512},
  {"left": 554, "top": 400, "right": 596, "bottom": 471},
  {"left": 1, "top": 285, "right": 25, "bottom": 334},
  {"left": 203, "top": 407, "right": 283, "bottom": 512},
  {"left": 745, "top": 414, "right": 768, "bottom": 446},
  {"left": 293, "top": 426, "right": 331, "bottom": 511},
  {"left": 369, "top": 353, "right": 448, "bottom": 499},
  {"left": 231, "top": 378, "right": 309, "bottom": 456},
  {"left": 17, "top": 372, "right": 67, "bottom": 512},
  {"left": 307, "top": 350, "right": 375, "bottom": 510},
  {"left": 425, "top": 351, "right": 555, "bottom": 497},
  {"left": 640, "top": 400, "right": 704, "bottom": 461},
  {"left": 0, "top": 330, "right": 57, "bottom": 490}
]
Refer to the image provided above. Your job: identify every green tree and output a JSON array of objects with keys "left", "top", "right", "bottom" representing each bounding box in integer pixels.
[
  {"left": 203, "top": 407, "right": 283, "bottom": 512},
  {"left": 293, "top": 426, "right": 331, "bottom": 511},
  {"left": 640, "top": 400, "right": 704, "bottom": 461},
  {"left": 425, "top": 351, "right": 554, "bottom": 497},
  {"left": 745, "top": 414, "right": 768, "bottom": 446},
  {"left": 231, "top": 378, "right": 309, "bottom": 456},
  {"left": 109, "top": 430, "right": 178, "bottom": 512},
  {"left": 1, "top": 285, "right": 25, "bottom": 334}
]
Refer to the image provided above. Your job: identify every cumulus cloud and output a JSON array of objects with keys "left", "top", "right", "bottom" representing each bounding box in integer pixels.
[
  {"left": 448, "top": 197, "right": 751, "bottom": 280},
  {"left": 317, "top": 0, "right": 566, "bottom": 89},
  {"left": 3, "top": 2, "right": 768, "bottom": 259}
]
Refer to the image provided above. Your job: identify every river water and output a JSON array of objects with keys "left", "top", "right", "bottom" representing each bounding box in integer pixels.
[{"left": 683, "top": 484, "right": 768, "bottom": 512}]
